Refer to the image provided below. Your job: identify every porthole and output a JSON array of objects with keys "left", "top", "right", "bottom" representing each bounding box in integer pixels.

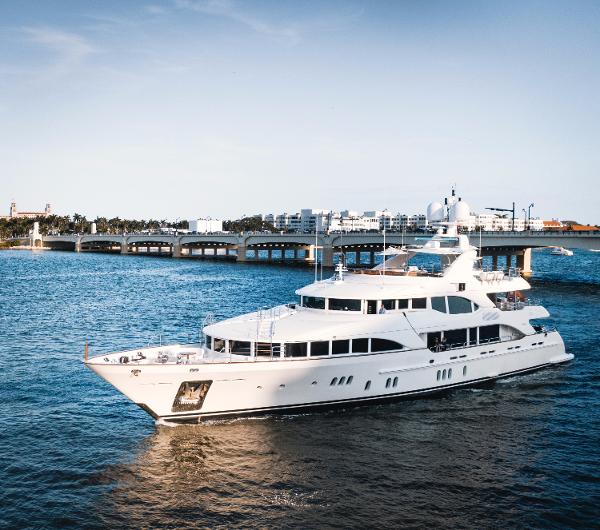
[
  {"left": 346, "top": 376, "right": 353, "bottom": 385},
  {"left": 463, "top": 366, "right": 467, "bottom": 376},
  {"left": 393, "top": 377, "right": 398, "bottom": 387},
  {"left": 365, "top": 380, "right": 371, "bottom": 390},
  {"left": 437, "top": 370, "right": 441, "bottom": 381},
  {"left": 386, "top": 378, "right": 391, "bottom": 388},
  {"left": 330, "top": 377, "right": 338, "bottom": 386}
]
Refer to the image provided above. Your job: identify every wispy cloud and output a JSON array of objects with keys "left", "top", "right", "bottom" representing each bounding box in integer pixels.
[
  {"left": 174, "top": 0, "right": 300, "bottom": 43},
  {"left": 22, "top": 26, "right": 95, "bottom": 75}
]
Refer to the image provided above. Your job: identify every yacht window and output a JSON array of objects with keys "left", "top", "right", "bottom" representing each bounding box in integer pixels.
[
  {"left": 332, "top": 339, "right": 350, "bottom": 355},
  {"left": 302, "top": 296, "right": 325, "bottom": 309},
  {"left": 431, "top": 296, "right": 447, "bottom": 313},
  {"left": 411, "top": 298, "right": 427, "bottom": 309},
  {"left": 393, "top": 377, "right": 398, "bottom": 387},
  {"left": 448, "top": 368, "right": 452, "bottom": 379},
  {"left": 352, "top": 338, "right": 369, "bottom": 353},
  {"left": 339, "top": 376, "right": 346, "bottom": 385},
  {"left": 397, "top": 299, "right": 409, "bottom": 309},
  {"left": 473, "top": 303, "right": 479, "bottom": 311},
  {"left": 329, "top": 298, "right": 361, "bottom": 311},
  {"left": 371, "top": 338, "right": 403, "bottom": 352},
  {"left": 205, "top": 335, "right": 212, "bottom": 349},
  {"left": 213, "top": 338, "right": 226, "bottom": 352},
  {"left": 428, "top": 332, "right": 442, "bottom": 351},
  {"left": 448, "top": 296, "right": 473, "bottom": 314},
  {"left": 330, "top": 377, "right": 338, "bottom": 386},
  {"left": 459, "top": 283, "right": 466, "bottom": 291},
  {"left": 365, "top": 380, "right": 371, "bottom": 390},
  {"left": 386, "top": 378, "right": 391, "bottom": 388},
  {"left": 463, "top": 366, "right": 467, "bottom": 376},
  {"left": 310, "top": 341, "right": 329, "bottom": 357},
  {"left": 479, "top": 325, "right": 500, "bottom": 343},
  {"left": 366, "top": 300, "right": 377, "bottom": 314},
  {"left": 285, "top": 342, "right": 308, "bottom": 357},
  {"left": 444, "top": 329, "right": 467, "bottom": 348},
  {"left": 382, "top": 299, "right": 395, "bottom": 310},
  {"left": 229, "top": 340, "right": 251, "bottom": 355},
  {"left": 437, "top": 370, "right": 441, "bottom": 381},
  {"left": 255, "top": 342, "right": 273, "bottom": 357},
  {"left": 469, "top": 327, "right": 478, "bottom": 345},
  {"left": 347, "top": 376, "right": 353, "bottom": 385}
]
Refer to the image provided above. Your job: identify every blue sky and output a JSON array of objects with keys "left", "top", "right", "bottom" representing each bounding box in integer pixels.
[{"left": 1, "top": 0, "right": 599, "bottom": 222}]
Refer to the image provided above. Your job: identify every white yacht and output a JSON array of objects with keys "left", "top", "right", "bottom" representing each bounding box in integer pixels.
[
  {"left": 551, "top": 246, "right": 574, "bottom": 256},
  {"left": 86, "top": 224, "right": 573, "bottom": 424}
]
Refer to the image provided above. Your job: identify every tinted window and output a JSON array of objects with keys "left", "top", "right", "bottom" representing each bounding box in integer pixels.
[
  {"left": 444, "top": 329, "right": 467, "bottom": 347},
  {"left": 332, "top": 339, "right": 350, "bottom": 355},
  {"left": 329, "top": 298, "right": 361, "bottom": 311},
  {"left": 352, "top": 338, "right": 369, "bottom": 353},
  {"left": 479, "top": 325, "right": 500, "bottom": 343},
  {"left": 412, "top": 298, "right": 427, "bottom": 309},
  {"left": 397, "top": 299, "right": 409, "bottom": 309},
  {"left": 431, "top": 296, "right": 447, "bottom": 313},
  {"left": 428, "top": 331, "right": 442, "bottom": 350},
  {"left": 302, "top": 296, "right": 325, "bottom": 309},
  {"left": 255, "top": 342, "right": 273, "bottom": 357},
  {"left": 213, "top": 338, "right": 226, "bottom": 352},
  {"left": 366, "top": 300, "right": 377, "bottom": 314},
  {"left": 382, "top": 299, "right": 395, "bottom": 310},
  {"left": 469, "top": 327, "right": 477, "bottom": 345},
  {"left": 448, "top": 296, "right": 473, "bottom": 314},
  {"left": 230, "top": 340, "right": 251, "bottom": 355},
  {"left": 371, "top": 338, "right": 403, "bottom": 352},
  {"left": 311, "top": 341, "right": 329, "bottom": 356},
  {"left": 285, "top": 342, "right": 308, "bottom": 357},
  {"left": 205, "top": 335, "right": 212, "bottom": 348}
]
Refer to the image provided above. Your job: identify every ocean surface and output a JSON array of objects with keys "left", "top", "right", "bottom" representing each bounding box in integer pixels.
[{"left": 0, "top": 249, "right": 598, "bottom": 529}]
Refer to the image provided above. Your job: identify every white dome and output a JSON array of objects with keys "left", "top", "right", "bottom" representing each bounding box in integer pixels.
[
  {"left": 449, "top": 200, "right": 471, "bottom": 223},
  {"left": 427, "top": 201, "right": 444, "bottom": 222}
]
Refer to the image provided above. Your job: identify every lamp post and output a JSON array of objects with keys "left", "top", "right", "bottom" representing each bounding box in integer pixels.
[{"left": 527, "top": 203, "right": 534, "bottom": 230}]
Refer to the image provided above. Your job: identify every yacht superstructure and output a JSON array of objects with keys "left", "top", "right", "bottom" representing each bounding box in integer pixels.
[{"left": 86, "top": 198, "right": 573, "bottom": 423}]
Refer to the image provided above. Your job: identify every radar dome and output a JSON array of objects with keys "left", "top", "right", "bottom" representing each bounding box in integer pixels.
[
  {"left": 449, "top": 199, "right": 471, "bottom": 223},
  {"left": 427, "top": 201, "right": 444, "bottom": 222}
]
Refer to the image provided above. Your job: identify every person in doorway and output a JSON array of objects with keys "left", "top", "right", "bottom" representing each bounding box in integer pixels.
[{"left": 379, "top": 305, "right": 386, "bottom": 314}]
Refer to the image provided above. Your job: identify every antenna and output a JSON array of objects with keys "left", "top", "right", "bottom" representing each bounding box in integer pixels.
[
  {"left": 314, "top": 230, "right": 318, "bottom": 282},
  {"left": 382, "top": 228, "right": 386, "bottom": 278}
]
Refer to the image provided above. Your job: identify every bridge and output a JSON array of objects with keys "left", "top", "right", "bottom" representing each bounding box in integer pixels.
[{"left": 37, "top": 230, "right": 600, "bottom": 274}]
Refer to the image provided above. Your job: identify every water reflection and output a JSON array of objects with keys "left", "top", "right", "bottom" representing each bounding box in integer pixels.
[{"left": 91, "top": 378, "right": 561, "bottom": 528}]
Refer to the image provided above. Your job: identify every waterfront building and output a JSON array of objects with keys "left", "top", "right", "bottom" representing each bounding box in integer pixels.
[
  {"left": 189, "top": 218, "right": 223, "bottom": 233},
  {"left": 1, "top": 201, "right": 51, "bottom": 220}
]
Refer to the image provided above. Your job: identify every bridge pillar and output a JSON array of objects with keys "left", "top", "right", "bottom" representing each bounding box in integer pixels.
[
  {"left": 505, "top": 254, "right": 512, "bottom": 269},
  {"left": 172, "top": 243, "right": 182, "bottom": 258},
  {"left": 236, "top": 245, "right": 247, "bottom": 262},
  {"left": 293, "top": 248, "right": 298, "bottom": 260},
  {"left": 355, "top": 250, "right": 361, "bottom": 265},
  {"left": 75, "top": 238, "right": 81, "bottom": 253},
  {"left": 369, "top": 251, "right": 375, "bottom": 266},
  {"left": 120, "top": 239, "right": 128, "bottom": 254},
  {"left": 492, "top": 255, "right": 498, "bottom": 270},
  {"left": 305, "top": 245, "right": 315, "bottom": 262},
  {"left": 517, "top": 248, "right": 532, "bottom": 276},
  {"left": 321, "top": 245, "right": 334, "bottom": 267}
]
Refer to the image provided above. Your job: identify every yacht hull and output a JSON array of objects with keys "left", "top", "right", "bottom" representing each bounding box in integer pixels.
[{"left": 87, "top": 332, "right": 572, "bottom": 423}]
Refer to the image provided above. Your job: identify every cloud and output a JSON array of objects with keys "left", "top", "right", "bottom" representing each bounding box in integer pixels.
[
  {"left": 22, "top": 26, "right": 95, "bottom": 75},
  {"left": 174, "top": 0, "right": 300, "bottom": 43}
]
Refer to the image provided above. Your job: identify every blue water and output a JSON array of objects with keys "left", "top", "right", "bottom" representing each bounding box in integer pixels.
[{"left": 0, "top": 249, "right": 598, "bottom": 529}]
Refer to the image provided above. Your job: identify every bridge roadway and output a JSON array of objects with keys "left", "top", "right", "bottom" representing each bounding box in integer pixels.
[{"left": 39, "top": 230, "right": 600, "bottom": 273}]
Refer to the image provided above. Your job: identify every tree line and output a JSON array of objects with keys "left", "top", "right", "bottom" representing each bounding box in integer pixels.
[{"left": 0, "top": 214, "right": 189, "bottom": 239}]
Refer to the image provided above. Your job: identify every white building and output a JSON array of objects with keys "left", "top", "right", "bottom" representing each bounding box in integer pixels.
[{"left": 189, "top": 218, "right": 223, "bottom": 233}]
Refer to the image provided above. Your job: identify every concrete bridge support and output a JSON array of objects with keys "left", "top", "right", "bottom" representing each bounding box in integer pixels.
[
  {"left": 517, "top": 248, "right": 532, "bottom": 276},
  {"left": 321, "top": 245, "right": 334, "bottom": 268}
]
